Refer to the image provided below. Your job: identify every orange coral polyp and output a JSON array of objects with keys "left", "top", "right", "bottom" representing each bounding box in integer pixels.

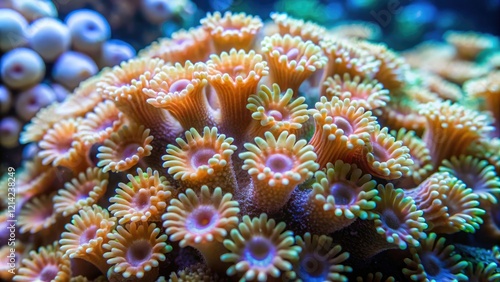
[
  {"left": 329, "top": 21, "right": 382, "bottom": 41},
  {"left": 324, "top": 73, "right": 390, "bottom": 110},
  {"left": 306, "top": 160, "right": 378, "bottom": 234},
  {"left": 373, "top": 184, "right": 427, "bottom": 250},
  {"left": 57, "top": 77, "right": 103, "bottom": 116},
  {"left": 109, "top": 167, "right": 172, "bottom": 224},
  {"left": 246, "top": 84, "right": 309, "bottom": 139},
  {"left": 444, "top": 30, "right": 499, "bottom": 60},
  {"left": 16, "top": 157, "right": 57, "bottom": 199},
  {"left": 408, "top": 172, "right": 485, "bottom": 234},
  {"left": 59, "top": 205, "right": 115, "bottom": 274},
  {"left": 163, "top": 186, "right": 239, "bottom": 270},
  {"left": 440, "top": 155, "right": 500, "bottom": 206},
  {"left": 77, "top": 100, "right": 126, "bottom": 145},
  {"left": 356, "top": 126, "right": 413, "bottom": 180},
  {"left": 96, "top": 123, "right": 153, "bottom": 173},
  {"left": 358, "top": 41, "right": 408, "bottom": 91},
  {"left": 18, "top": 194, "right": 58, "bottom": 235},
  {"left": 53, "top": 167, "right": 109, "bottom": 217},
  {"left": 419, "top": 101, "right": 494, "bottom": 168},
  {"left": 139, "top": 27, "right": 212, "bottom": 64},
  {"left": 221, "top": 214, "right": 301, "bottom": 281},
  {"left": 163, "top": 186, "right": 239, "bottom": 247},
  {"left": 207, "top": 49, "right": 269, "bottom": 138},
  {"left": 421, "top": 72, "right": 463, "bottom": 102},
  {"left": 464, "top": 71, "right": 500, "bottom": 136},
  {"left": 103, "top": 222, "right": 172, "bottom": 280},
  {"left": 309, "top": 96, "right": 377, "bottom": 168},
  {"left": 201, "top": 11, "right": 263, "bottom": 53},
  {"left": 319, "top": 38, "right": 380, "bottom": 96},
  {"left": 270, "top": 12, "right": 326, "bottom": 44},
  {"left": 98, "top": 57, "right": 165, "bottom": 100},
  {"left": 20, "top": 102, "right": 69, "bottom": 144},
  {"left": 162, "top": 127, "right": 237, "bottom": 192},
  {"left": 13, "top": 243, "right": 70, "bottom": 282},
  {"left": 392, "top": 128, "right": 434, "bottom": 185},
  {"left": 97, "top": 58, "right": 176, "bottom": 138},
  {"left": 38, "top": 118, "right": 89, "bottom": 170},
  {"left": 261, "top": 34, "right": 327, "bottom": 94},
  {"left": 144, "top": 61, "right": 214, "bottom": 131},
  {"left": 239, "top": 131, "right": 319, "bottom": 213}
]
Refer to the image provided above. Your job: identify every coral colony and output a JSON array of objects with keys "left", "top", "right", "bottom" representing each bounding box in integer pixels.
[{"left": 1, "top": 6, "right": 500, "bottom": 282}]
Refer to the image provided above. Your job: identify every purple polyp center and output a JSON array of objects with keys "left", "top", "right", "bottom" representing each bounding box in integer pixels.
[
  {"left": 80, "top": 225, "right": 98, "bottom": 245},
  {"left": 191, "top": 148, "right": 215, "bottom": 169},
  {"left": 460, "top": 172, "right": 480, "bottom": 191},
  {"left": 300, "top": 253, "right": 327, "bottom": 278},
  {"left": 169, "top": 79, "right": 191, "bottom": 93},
  {"left": 421, "top": 254, "right": 441, "bottom": 277},
  {"left": 330, "top": 182, "right": 355, "bottom": 205},
  {"left": 175, "top": 38, "right": 189, "bottom": 45},
  {"left": 38, "top": 265, "right": 59, "bottom": 281},
  {"left": 186, "top": 205, "right": 219, "bottom": 233},
  {"left": 334, "top": 116, "right": 354, "bottom": 135},
  {"left": 127, "top": 240, "right": 152, "bottom": 267},
  {"left": 224, "top": 25, "right": 241, "bottom": 31},
  {"left": 121, "top": 143, "right": 140, "bottom": 159},
  {"left": 381, "top": 209, "right": 401, "bottom": 230},
  {"left": 97, "top": 120, "right": 114, "bottom": 132},
  {"left": 133, "top": 189, "right": 151, "bottom": 212},
  {"left": 232, "top": 65, "right": 246, "bottom": 78},
  {"left": 372, "top": 143, "right": 388, "bottom": 162},
  {"left": 265, "top": 153, "right": 294, "bottom": 173},
  {"left": 267, "top": 110, "right": 283, "bottom": 121},
  {"left": 76, "top": 182, "right": 94, "bottom": 201},
  {"left": 243, "top": 237, "right": 276, "bottom": 267},
  {"left": 286, "top": 48, "right": 300, "bottom": 61}
]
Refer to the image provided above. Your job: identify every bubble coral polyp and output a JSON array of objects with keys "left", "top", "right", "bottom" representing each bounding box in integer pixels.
[{"left": 8, "top": 9, "right": 500, "bottom": 282}]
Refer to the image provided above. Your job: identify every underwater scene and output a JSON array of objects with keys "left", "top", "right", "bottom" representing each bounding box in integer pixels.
[{"left": 1, "top": 0, "right": 500, "bottom": 281}]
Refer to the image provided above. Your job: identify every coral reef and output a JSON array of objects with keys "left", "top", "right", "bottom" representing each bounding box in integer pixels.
[{"left": 1, "top": 6, "right": 500, "bottom": 282}]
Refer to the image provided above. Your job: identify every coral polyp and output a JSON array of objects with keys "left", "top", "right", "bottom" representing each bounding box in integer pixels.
[{"left": 3, "top": 6, "right": 500, "bottom": 282}]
